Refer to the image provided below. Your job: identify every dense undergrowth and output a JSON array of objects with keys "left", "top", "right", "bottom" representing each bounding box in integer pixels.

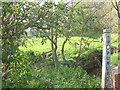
[
  {"left": 3, "top": 46, "right": 117, "bottom": 88},
  {"left": 2, "top": 51, "right": 101, "bottom": 88}
]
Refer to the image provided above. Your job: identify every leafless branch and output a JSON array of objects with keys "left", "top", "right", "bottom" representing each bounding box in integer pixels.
[
  {"left": 112, "top": 1, "right": 117, "bottom": 10},
  {"left": 73, "top": 0, "right": 82, "bottom": 8}
]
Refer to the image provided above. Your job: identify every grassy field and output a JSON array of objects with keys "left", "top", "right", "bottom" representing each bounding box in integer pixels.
[
  {"left": 19, "top": 36, "right": 102, "bottom": 54},
  {"left": 19, "top": 36, "right": 103, "bottom": 62},
  {"left": 19, "top": 32, "right": 118, "bottom": 66}
]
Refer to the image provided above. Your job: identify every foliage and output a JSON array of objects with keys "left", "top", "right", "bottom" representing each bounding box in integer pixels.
[
  {"left": 2, "top": 51, "right": 101, "bottom": 88},
  {"left": 2, "top": 1, "right": 75, "bottom": 66},
  {"left": 2, "top": 51, "right": 32, "bottom": 87},
  {"left": 2, "top": 1, "right": 116, "bottom": 88},
  {"left": 70, "top": 3, "right": 103, "bottom": 37},
  {"left": 1, "top": 1, "right": 69, "bottom": 64},
  {"left": 27, "top": 66, "right": 101, "bottom": 88},
  {"left": 2, "top": 1, "right": 107, "bottom": 65},
  {"left": 111, "top": 52, "right": 119, "bottom": 66},
  {"left": 2, "top": 2, "right": 33, "bottom": 64}
]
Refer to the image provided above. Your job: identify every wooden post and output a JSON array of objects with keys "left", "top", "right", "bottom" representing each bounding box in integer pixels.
[{"left": 102, "top": 29, "right": 111, "bottom": 88}]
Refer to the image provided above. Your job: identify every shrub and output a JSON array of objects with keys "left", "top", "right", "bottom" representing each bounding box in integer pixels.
[
  {"left": 3, "top": 64, "right": 101, "bottom": 88},
  {"left": 2, "top": 50, "right": 101, "bottom": 88},
  {"left": 2, "top": 51, "right": 34, "bottom": 88}
]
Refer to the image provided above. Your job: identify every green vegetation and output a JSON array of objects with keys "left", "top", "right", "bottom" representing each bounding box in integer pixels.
[
  {"left": 2, "top": 1, "right": 119, "bottom": 89},
  {"left": 19, "top": 36, "right": 102, "bottom": 55},
  {"left": 2, "top": 51, "right": 101, "bottom": 88},
  {"left": 2, "top": 32, "right": 118, "bottom": 88},
  {"left": 111, "top": 52, "right": 119, "bottom": 66}
]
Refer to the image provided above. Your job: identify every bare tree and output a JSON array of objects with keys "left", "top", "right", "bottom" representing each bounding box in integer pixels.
[{"left": 112, "top": 1, "right": 120, "bottom": 50}]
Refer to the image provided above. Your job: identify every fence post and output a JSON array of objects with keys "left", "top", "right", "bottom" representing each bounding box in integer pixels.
[{"left": 101, "top": 29, "right": 111, "bottom": 88}]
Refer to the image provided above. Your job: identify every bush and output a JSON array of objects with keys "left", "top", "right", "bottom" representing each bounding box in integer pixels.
[
  {"left": 2, "top": 51, "right": 34, "bottom": 88},
  {"left": 2, "top": 51, "right": 101, "bottom": 88},
  {"left": 3, "top": 64, "right": 101, "bottom": 88},
  {"left": 33, "top": 66, "right": 101, "bottom": 88}
]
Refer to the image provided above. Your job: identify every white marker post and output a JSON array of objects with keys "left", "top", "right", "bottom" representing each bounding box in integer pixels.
[{"left": 101, "top": 29, "right": 111, "bottom": 88}]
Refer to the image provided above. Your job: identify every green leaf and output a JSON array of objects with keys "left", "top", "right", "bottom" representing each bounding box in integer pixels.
[{"left": 25, "top": 31, "right": 27, "bottom": 36}]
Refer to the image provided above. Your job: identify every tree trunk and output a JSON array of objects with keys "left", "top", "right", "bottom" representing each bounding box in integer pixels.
[
  {"left": 55, "top": 28, "right": 58, "bottom": 64},
  {"left": 51, "top": 28, "right": 58, "bottom": 67},
  {"left": 61, "top": 38, "right": 68, "bottom": 65}
]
